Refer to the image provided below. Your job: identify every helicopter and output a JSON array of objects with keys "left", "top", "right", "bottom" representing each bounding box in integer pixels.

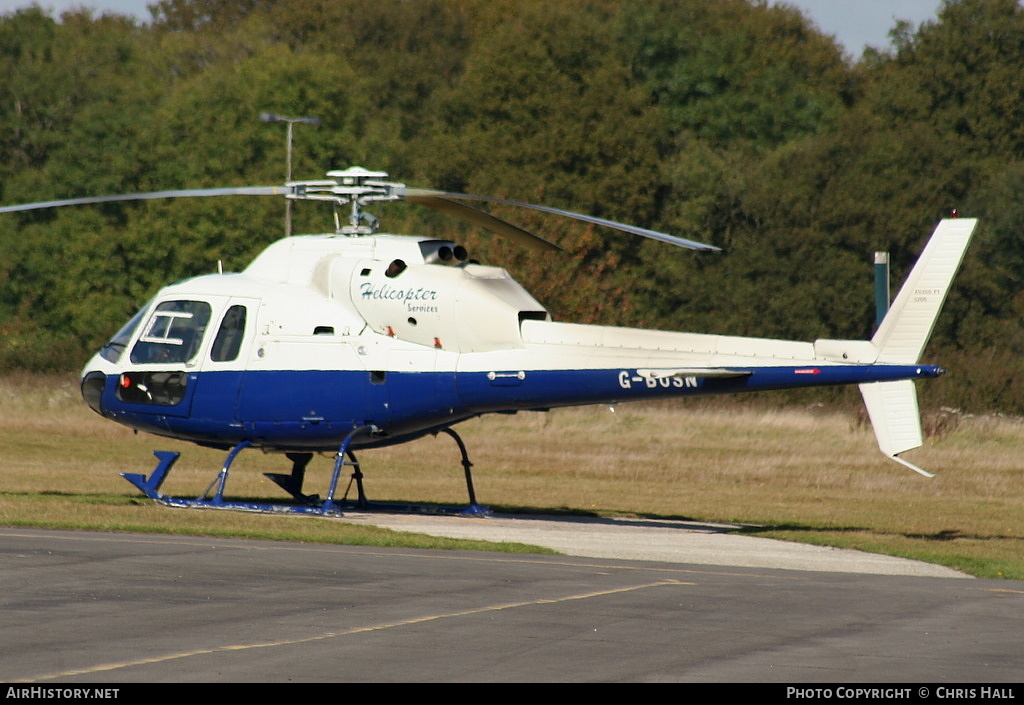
[{"left": 1, "top": 167, "right": 977, "bottom": 515}]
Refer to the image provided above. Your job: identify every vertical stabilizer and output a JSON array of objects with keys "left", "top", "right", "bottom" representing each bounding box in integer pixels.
[
  {"left": 859, "top": 218, "right": 976, "bottom": 475},
  {"left": 872, "top": 218, "right": 977, "bottom": 363}
]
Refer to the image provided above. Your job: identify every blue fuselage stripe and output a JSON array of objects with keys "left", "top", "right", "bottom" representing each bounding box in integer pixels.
[{"left": 96, "top": 364, "right": 939, "bottom": 450}]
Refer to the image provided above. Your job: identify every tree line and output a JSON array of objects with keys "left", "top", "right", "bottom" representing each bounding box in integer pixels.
[{"left": 2, "top": 0, "right": 1023, "bottom": 413}]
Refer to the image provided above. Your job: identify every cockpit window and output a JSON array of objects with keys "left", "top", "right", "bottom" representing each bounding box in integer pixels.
[
  {"left": 130, "top": 300, "right": 211, "bottom": 364},
  {"left": 99, "top": 301, "right": 151, "bottom": 364},
  {"left": 210, "top": 305, "right": 247, "bottom": 362}
]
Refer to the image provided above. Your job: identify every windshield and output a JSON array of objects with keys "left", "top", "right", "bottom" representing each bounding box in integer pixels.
[
  {"left": 99, "top": 301, "right": 151, "bottom": 364},
  {"left": 130, "top": 300, "right": 212, "bottom": 364}
]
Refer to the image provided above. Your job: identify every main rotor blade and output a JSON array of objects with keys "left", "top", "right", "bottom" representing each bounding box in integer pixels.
[
  {"left": 404, "top": 190, "right": 561, "bottom": 253},
  {"left": 406, "top": 188, "right": 721, "bottom": 252},
  {"left": 0, "top": 186, "right": 289, "bottom": 214}
]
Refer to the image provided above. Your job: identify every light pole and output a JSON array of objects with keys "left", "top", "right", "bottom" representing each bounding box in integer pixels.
[{"left": 260, "top": 112, "right": 320, "bottom": 236}]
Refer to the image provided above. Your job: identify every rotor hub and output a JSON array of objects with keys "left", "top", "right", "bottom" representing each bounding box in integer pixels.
[{"left": 287, "top": 167, "right": 406, "bottom": 236}]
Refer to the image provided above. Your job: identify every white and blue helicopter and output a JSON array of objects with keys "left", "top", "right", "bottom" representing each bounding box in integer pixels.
[{"left": 2, "top": 167, "right": 976, "bottom": 515}]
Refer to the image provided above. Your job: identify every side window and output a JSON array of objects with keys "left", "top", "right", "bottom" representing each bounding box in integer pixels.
[
  {"left": 130, "top": 300, "right": 212, "bottom": 364},
  {"left": 210, "top": 305, "right": 247, "bottom": 362}
]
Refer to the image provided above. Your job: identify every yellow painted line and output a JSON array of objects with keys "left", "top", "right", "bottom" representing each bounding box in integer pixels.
[{"left": 17, "top": 579, "right": 694, "bottom": 682}]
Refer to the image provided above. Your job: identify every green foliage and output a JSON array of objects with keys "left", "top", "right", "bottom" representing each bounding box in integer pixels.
[
  {"left": 1, "top": 0, "right": 1024, "bottom": 413},
  {"left": 618, "top": 0, "right": 850, "bottom": 148}
]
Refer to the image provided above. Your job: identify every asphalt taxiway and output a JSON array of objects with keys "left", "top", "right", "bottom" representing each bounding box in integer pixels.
[{"left": 3, "top": 523, "right": 1021, "bottom": 683}]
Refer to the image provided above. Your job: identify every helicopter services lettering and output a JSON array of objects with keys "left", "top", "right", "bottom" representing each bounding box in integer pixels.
[
  {"left": 359, "top": 281, "right": 439, "bottom": 310},
  {"left": 0, "top": 166, "right": 978, "bottom": 515}
]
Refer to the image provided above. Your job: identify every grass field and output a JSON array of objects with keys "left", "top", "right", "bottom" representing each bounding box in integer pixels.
[{"left": 2, "top": 373, "right": 1022, "bottom": 578}]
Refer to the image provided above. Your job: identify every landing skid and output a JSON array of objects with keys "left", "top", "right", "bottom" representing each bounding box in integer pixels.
[{"left": 121, "top": 426, "right": 491, "bottom": 517}]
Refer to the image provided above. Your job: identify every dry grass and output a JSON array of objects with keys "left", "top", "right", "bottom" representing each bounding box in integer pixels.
[{"left": 2, "top": 373, "right": 1022, "bottom": 577}]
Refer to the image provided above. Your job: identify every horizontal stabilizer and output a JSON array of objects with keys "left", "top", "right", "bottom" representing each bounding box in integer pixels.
[{"left": 859, "top": 380, "right": 932, "bottom": 477}]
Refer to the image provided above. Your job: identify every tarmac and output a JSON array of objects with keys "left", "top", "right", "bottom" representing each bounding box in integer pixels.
[
  {"left": 6, "top": 527, "right": 1017, "bottom": 682},
  {"left": 338, "top": 510, "right": 971, "bottom": 578}
]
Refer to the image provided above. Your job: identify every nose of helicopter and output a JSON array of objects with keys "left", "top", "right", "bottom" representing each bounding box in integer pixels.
[
  {"left": 79, "top": 345, "right": 117, "bottom": 416},
  {"left": 80, "top": 369, "right": 107, "bottom": 415}
]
